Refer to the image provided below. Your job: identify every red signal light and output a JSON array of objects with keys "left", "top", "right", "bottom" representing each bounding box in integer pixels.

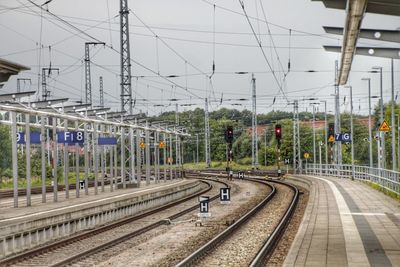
[{"left": 275, "top": 124, "right": 282, "bottom": 139}]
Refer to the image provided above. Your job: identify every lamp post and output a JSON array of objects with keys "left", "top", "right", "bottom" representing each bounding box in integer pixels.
[
  {"left": 372, "top": 66, "right": 384, "bottom": 169},
  {"left": 345, "top": 85, "right": 355, "bottom": 180},
  {"left": 310, "top": 102, "right": 320, "bottom": 173},
  {"left": 362, "top": 78, "right": 373, "bottom": 168},
  {"left": 320, "top": 100, "right": 328, "bottom": 167},
  {"left": 390, "top": 59, "right": 396, "bottom": 171}
]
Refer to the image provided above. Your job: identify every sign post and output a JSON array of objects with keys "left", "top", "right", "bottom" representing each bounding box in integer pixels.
[
  {"left": 284, "top": 158, "right": 290, "bottom": 174},
  {"left": 379, "top": 120, "right": 390, "bottom": 132},
  {"left": 220, "top": 188, "right": 231, "bottom": 204},
  {"left": 304, "top": 152, "right": 309, "bottom": 173},
  {"left": 198, "top": 196, "right": 210, "bottom": 217}
]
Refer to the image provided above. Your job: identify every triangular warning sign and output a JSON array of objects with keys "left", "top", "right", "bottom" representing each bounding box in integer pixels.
[
  {"left": 379, "top": 120, "right": 390, "bottom": 132},
  {"left": 328, "top": 135, "right": 335, "bottom": 142}
]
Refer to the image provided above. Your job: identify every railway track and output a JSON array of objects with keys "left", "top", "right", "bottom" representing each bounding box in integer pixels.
[
  {"left": 175, "top": 176, "right": 299, "bottom": 267},
  {"left": 0, "top": 178, "right": 227, "bottom": 267},
  {"left": 0, "top": 172, "right": 175, "bottom": 198}
]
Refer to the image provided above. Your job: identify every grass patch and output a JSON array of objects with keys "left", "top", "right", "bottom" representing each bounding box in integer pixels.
[
  {"left": 1, "top": 172, "right": 94, "bottom": 190},
  {"left": 365, "top": 181, "right": 400, "bottom": 201},
  {"left": 183, "top": 161, "right": 288, "bottom": 172}
]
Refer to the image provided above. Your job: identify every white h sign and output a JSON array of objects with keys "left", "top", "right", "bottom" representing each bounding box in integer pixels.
[
  {"left": 220, "top": 188, "right": 231, "bottom": 204},
  {"left": 198, "top": 196, "right": 210, "bottom": 217}
]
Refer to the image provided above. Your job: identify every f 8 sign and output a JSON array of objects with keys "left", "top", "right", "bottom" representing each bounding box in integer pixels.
[{"left": 57, "top": 131, "right": 85, "bottom": 144}]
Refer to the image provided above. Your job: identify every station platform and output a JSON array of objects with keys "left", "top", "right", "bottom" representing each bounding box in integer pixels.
[
  {"left": 284, "top": 174, "right": 400, "bottom": 267},
  {"left": 0, "top": 178, "right": 204, "bottom": 258},
  {"left": 0, "top": 179, "right": 190, "bottom": 222}
]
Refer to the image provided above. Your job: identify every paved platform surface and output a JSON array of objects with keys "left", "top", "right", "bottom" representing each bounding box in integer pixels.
[
  {"left": 0, "top": 178, "right": 188, "bottom": 224},
  {"left": 284, "top": 175, "right": 400, "bottom": 267}
]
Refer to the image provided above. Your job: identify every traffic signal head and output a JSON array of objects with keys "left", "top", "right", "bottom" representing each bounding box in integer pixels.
[
  {"left": 275, "top": 124, "right": 282, "bottom": 140},
  {"left": 225, "top": 126, "right": 234, "bottom": 143},
  {"left": 328, "top": 123, "right": 335, "bottom": 136}
]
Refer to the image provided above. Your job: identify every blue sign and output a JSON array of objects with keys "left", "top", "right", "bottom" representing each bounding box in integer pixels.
[
  {"left": 335, "top": 133, "right": 352, "bottom": 142},
  {"left": 98, "top": 137, "right": 117, "bottom": 145},
  {"left": 342, "top": 133, "right": 352, "bottom": 142},
  {"left": 57, "top": 131, "right": 84, "bottom": 144},
  {"left": 17, "top": 132, "right": 41, "bottom": 144}
]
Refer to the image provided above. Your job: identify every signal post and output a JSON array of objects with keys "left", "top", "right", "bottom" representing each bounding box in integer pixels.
[
  {"left": 225, "top": 126, "right": 234, "bottom": 180},
  {"left": 275, "top": 124, "right": 282, "bottom": 177}
]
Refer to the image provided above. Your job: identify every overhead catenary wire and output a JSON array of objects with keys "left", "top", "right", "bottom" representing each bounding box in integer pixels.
[
  {"left": 238, "top": 0, "right": 289, "bottom": 102},
  {"left": 258, "top": 0, "right": 286, "bottom": 79},
  {"left": 25, "top": 0, "right": 203, "bottom": 101}
]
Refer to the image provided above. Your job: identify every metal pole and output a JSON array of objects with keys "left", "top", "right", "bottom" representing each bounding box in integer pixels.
[
  {"left": 100, "top": 124, "right": 105, "bottom": 192},
  {"left": 163, "top": 133, "right": 167, "bottom": 181},
  {"left": 169, "top": 134, "right": 173, "bottom": 179},
  {"left": 251, "top": 73, "right": 258, "bottom": 169},
  {"left": 196, "top": 133, "right": 199, "bottom": 164},
  {"left": 349, "top": 85, "right": 355, "bottom": 180},
  {"left": 99, "top": 76, "right": 104, "bottom": 107},
  {"left": 93, "top": 122, "right": 99, "bottom": 194},
  {"left": 114, "top": 132, "right": 118, "bottom": 188},
  {"left": 41, "top": 115, "right": 46, "bottom": 203},
  {"left": 265, "top": 130, "right": 267, "bottom": 166},
  {"left": 391, "top": 59, "right": 396, "bottom": 170},
  {"left": 75, "top": 120, "right": 80, "bottom": 197},
  {"left": 145, "top": 123, "right": 150, "bottom": 185},
  {"left": 204, "top": 98, "right": 211, "bottom": 167},
  {"left": 322, "top": 101, "right": 328, "bottom": 165},
  {"left": 109, "top": 125, "right": 114, "bottom": 192},
  {"left": 120, "top": 126, "right": 125, "bottom": 189},
  {"left": 119, "top": 0, "right": 133, "bottom": 114},
  {"left": 379, "top": 67, "right": 385, "bottom": 168},
  {"left": 25, "top": 113, "right": 31, "bottom": 206},
  {"left": 52, "top": 117, "right": 58, "bottom": 202},
  {"left": 175, "top": 131, "right": 179, "bottom": 178},
  {"left": 130, "top": 127, "right": 136, "bottom": 185},
  {"left": 312, "top": 105, "right": 316, "bottom": 165},
  {"left": 136, "top": 128, "right": 142, "bottom": 186},
  {"left": 156, "top": 131, "right": 160, "bottom": 183},
  {"left": 11, "top": 111, "right": 18, "bottom": 208},
  {"left": 364, "top": 78, "right": 373, "bottom": 167},
  {"left": 334, "top": 60, "right": 342, "bottom": 165},
  {"left": 84, "top": 121, "right": 89, "bottom": 195},
  {"left": 398, "top": 116, "right": 400, "bottom": 172},
  {"left": 63, "top": 119, "right": 69, "bottom": 199},
  {"left": 319, "top": 142, "right": 322, "bottom": 176}
]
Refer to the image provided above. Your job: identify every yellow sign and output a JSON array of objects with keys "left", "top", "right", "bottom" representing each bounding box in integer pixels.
[
  {"left": 379, "top": 120, "right": 390, "bottom": 132},
  {"left": 167, "top": 157, "right": 173, "bottom": 163},
  {"left": 304, "top": 152, "right": 310, "bottom": 159},
  {"left": 328, "top": 135, "right": 335, "bottom": 143},
  {"left": 140, "top": 142, "right": 145, "bottom": 149},
  {"left": 159, "top": 141, "right": 165, "bottom": 149}
]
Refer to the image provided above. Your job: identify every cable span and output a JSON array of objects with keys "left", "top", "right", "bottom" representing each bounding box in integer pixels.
[{"left": 238, "top": 0, "right": 289, "bottom": 102}]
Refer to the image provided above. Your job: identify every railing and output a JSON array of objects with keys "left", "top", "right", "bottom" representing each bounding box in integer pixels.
[{"left": 304, "top": 163, "right": 400, "bottom": 197}]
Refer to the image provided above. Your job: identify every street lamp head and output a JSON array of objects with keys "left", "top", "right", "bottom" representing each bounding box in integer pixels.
[{"left": 361, "top": 77, "right": 370, "bottom": 81}]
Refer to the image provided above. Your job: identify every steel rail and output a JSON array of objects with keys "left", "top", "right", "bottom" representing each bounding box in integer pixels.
[
  {"left": 175, "top": 178, "right": 275, "bottom": 267},
  {"left": 0, "top": 179, "right": 222, "bottom": 266},
  {"left": 50, "top": 178, "right": 228, "bottom": 267},
  {"left": 249, "top": 179, "right": 299, "bottom": 266}
]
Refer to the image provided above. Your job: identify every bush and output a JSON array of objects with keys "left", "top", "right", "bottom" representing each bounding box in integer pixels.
[
  {"left": 2, "top": 168, "right": 12, "bottom": 178},
  {"left": 237, "top": 157, "right": 252, "bottom": 165}
]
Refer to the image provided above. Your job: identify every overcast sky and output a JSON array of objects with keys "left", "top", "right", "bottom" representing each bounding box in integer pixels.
[{"left": 1, "top": 0, "right": 399, "bottom": 117}]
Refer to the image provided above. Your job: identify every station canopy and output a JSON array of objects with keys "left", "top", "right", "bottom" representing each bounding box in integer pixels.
[{"left": 0, "top": 59, "right": 30, "bottom": 89}]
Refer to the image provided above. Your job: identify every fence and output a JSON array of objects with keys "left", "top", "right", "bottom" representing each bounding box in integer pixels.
[{"left": 305, "top": 163, "right": 400, "bottom": 197}]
